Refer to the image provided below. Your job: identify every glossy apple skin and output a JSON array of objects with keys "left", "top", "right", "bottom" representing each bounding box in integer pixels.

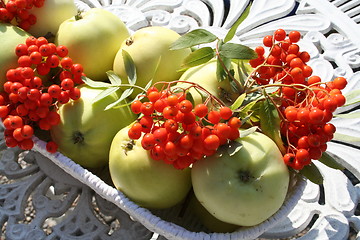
[
  {"left": 27, "top": 0, "right": 77, "bottom": 37},
  {"left": 0, "top": 23, "right": 30, "bottom": 91},
  {"left": 109, "top": 125, "right": 192, "bottom": 209},
  {"left": 191, "top": 131, "right": 290, "bottom": 226},
  {"left": 50, "top": 85, "right": 136, "bottom": 168},
  {"left": 113, "top": 26, "right": 191, "bottom": 98},
  {"left": 55, "top": 8, "right": 130, "bottom": 80},
  {"left": 177, "top": 59, "right": 241, "bottom": 105}
]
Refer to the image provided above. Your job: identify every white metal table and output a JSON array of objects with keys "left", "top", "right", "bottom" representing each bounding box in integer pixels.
[{"left": 1, "top": 0, "right": 360, "bottom": 239}]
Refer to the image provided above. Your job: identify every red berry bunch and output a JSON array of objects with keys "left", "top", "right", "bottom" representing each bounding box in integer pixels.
[
  {"left": 249, "top": 29, "right": 348, "bottom": 170},
  {"left": 0, "top": 36, "right": 84, "bottom": 152},
  {"left": 280, "top": 79, "right": 346, "bottom": 170},
  {"left": 0, "top": 0, "right": 43, "bottom": 31},
  {"left": 128, "top": 83, "right": 241, "bottom": 169},
  {"left": 250, "top": 29, "right": 312, "bottom": 86}
]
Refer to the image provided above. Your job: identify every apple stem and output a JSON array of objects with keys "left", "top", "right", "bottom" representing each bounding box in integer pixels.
[{"left": 75, "top": 11, "right": 83, "bottom": 21}]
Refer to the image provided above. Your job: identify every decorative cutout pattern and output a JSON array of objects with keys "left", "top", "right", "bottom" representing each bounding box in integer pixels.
[{"left": 0, "top": 0, "right": 359, "bottom": 239}]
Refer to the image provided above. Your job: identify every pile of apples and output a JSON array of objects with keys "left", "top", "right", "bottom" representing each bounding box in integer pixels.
[{"left": 0, "top": 0, "right": 345, "bottom": 234}]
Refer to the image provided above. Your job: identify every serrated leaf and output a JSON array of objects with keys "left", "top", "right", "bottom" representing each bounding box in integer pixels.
[
  {"left": 224, "top": 2, "right": 252, "bottom": 43},
  {"left": 258, "top": 98, "right": 286, "bottom": 153},
  {"left": 300, "top": 164, "right": 323, "bottom": 185},
  {"left": 181, "top": 47, "right": 215, "bottom": 68},
  {"left": 92, "top": 86, "right": 120, "bottom": 104},
  {"left": 318, "top": 151, "right": 345, "bottom": 170},
  {"left": 170, "top": 29, "right": 218, "bottom": 50},
  {"left": 82, "top": 76, "right": 112, "bottom": 88},
  {"left": 219, "top": 43, "right": 257, "bottom": 60},
  {"left": 122, "top": 50, "right": 137, "bottom": 85},
  {"left": 333, "top": 132, "right": 360, "bottom": 142},
  {"left": 227, "top": 140, "right": 243, "bottom": 156},
  {"left": 230, "top": 93, "right": 246, "bottom": 110},
  {"left": 335, "top": 112, "right": 360, "bottom": 119},
  {"left": 239, "top": 126, "right": 258, "bottom": 138},
  {"left": 106, "top": 70, "right": 122, "bottom": 85},
  {"left": 105, "top": 88, "right": 134, "bottom": 110}
]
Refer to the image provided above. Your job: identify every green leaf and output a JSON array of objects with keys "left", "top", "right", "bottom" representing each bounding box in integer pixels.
[
  {"left": 230, "top": 93, "right": 246, "bottom": 110},
  {"left": 236, "top": 60, "right": 250, "bottom": 88},
  {"left": 92, "top": 86, "right": 120, "bottom": 104},
  {"left": 335, "top": 111, "right": 360, "bottom": 119},
  {"left": 300, "top": 164, "right": 323, "bottom": 185},
  {"left": 219, "top": 42, "right": 257, "bottom": 60},
  {"left": 258, "top": 98, "right": 286, "bottom": 153},
  {"left": 106, "top": 70, "right": 122, "bottom": 85},
  {"left": 81, "top": 76, "right": 112, "bottom": 88},
  {"left": 216, "top": 55, "right": 231, "bottom": 82},
  {"left": 224, "top": 2, "right": 252, "bottom": 43},
  {"left": 105, "top": 88, "right": 133, "bottom": 110},
  {"left": 343, "top": 89, "right": 360, "bottom": 106},
  {"left": 318, "top": 151, "right": 345, "bottom": 170},
  {"left": 181, "top": 47, "right": 215, "bottom": 68},
  {"left": 144, "top": 79, "right": 153, "bottom": 91},
  {"left": 333, "top": 132, "right": 360, "bottom": 142},
  {"left": 122, "top": 50, "right": 137, "bottom": 85},
  {"left": 239, "top": 126, "right": 258, "bottom": 138},
  {"left": 170, "top": 29, "right": 218, "bottom": 50},
  {"left": 227, "top": 140, "right": 243, "bottom": 156}
]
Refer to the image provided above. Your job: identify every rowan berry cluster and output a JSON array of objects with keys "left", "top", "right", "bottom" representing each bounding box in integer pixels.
[
  {"left": 129, "top": 83, "right": 241, "bottom": 169},
  {"left": 0, "top": 0, "right": 43, "bottom": 31},
  {"left": 0, "top": 36, "right": 83, "bottom": 152},
  {"left": 250, "top": 29, "right": 347, "bottom": 170}
]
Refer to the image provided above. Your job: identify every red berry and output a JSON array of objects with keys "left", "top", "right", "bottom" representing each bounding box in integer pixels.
[
  {"left": 46, "top": 141, "right": 58, "bottom": 153},
  {"left": 141, "top": 133, "right": 155, "bottom": 150},
  {"left": 194, "top": 104, "right": 208, "bottom": 118},
  {"left": 203, "top": 134, "right": 220, "bottom": 150},
  {"left": 207, "top": 110, "right": 221, "bottom": 124}
]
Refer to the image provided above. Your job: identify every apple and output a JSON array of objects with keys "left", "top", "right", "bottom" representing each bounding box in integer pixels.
[
  {"left": 113, "top": 26, "right": 191, "bottom": 98},
  {"left": 191, "top": 131, "right": 290, "bottom": 226},
  {"left": 0, "top": 23, "right": 30, "bottom": 91},
  {"left": 27, "top": 0, "right": 77, "bottom": 37},
  {"left": 108, "top": 125, "right": 192, "bottom": 209},
  {"left": 186, "top": 191, "right": 240, "bottom": 233},
  {"left": 177, "top": 59, "right": 241, "bottom": 106},
  {"left": 55, "top": 8, "right": 130, "bottom": 81},
  {"left": 50, "top": 85, "right": 136, "bottom": 168}
]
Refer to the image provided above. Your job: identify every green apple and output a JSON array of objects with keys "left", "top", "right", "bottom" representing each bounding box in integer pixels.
[
  {"left": 0, "top": 23, "right": 30, "bottom": 91},
  {"left": 55, "top": 8, "right": 130, "bottom": 81},
  {"left": 50, "top": 85, "right": 136, "bottom": 168},
  {"left": 27, "top": 0, "right": 77, "bottom": 37},
  {"left": 177, "top": 59, "right": 241, "bottom": 106},
  {"left": 187, "top": 191, "right": 240, "bottom": 233},
  {"left": 113, "top": 26, "right": 191, "bottom": 97},
  {"left": 191, "top": 131, "right": 290, "bottom": 227},
  {"left": 109, "top": 125, "right": 192, "bottom": 209}
]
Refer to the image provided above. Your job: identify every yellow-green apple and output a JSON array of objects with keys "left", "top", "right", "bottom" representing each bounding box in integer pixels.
[
  {"left": 177, "top": 59, "right": 241, "bottom": 106},
  {"left": 187, "top": 191, "right": 240, "bottom": 233},
  {"left": 109, "top": 125, "right": 192, "bottom": 209},
  {"left": 191, "top": 131, "right": 290, "bottom": 226},
  {"left": 27, "top": 0, "right": 77, "bottom": 37},
  {"left": 50, "top": 85, "right": 136, "bottom": 168},
  {"left": 113, "top": 26, "right": 191, "bottom": 98},
  {"left": 55, "top": 8, "right": 130, "bottom": 81},
  {"left": 0, "top": 23, "right": 30, "bottom": 91}
]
